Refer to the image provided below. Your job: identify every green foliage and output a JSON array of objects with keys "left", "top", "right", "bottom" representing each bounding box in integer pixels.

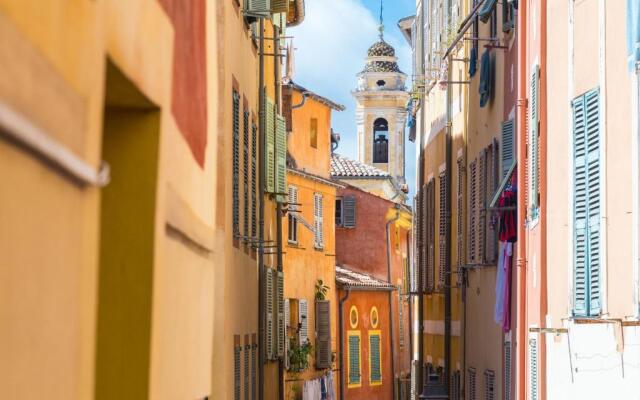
[
  {"left": 288, "top": 339, "right": 313, "bottom": 373},
  {"left": 314, "top": 279, "right": 329, "bottom": 301}
]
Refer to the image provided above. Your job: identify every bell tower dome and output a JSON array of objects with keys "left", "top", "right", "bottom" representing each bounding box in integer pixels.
[{"left": 353, "top": 33, "right": 409, "bottom": 188}]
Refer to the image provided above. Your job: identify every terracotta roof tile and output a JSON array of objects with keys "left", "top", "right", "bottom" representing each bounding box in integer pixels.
[
  {"left": 335, "top": 265, "right": 394, "bottom": 290},
  {"left": 330, "top": 153, "right": 390, "bottom": 178}
]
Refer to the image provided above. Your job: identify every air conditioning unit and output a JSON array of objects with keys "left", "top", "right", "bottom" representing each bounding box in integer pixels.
[
  {"left": 271, "top": 0, "right": 289, "bottom": 13},
  {"left": 245, "top": 0, "right": 271, "bottom": 18}
]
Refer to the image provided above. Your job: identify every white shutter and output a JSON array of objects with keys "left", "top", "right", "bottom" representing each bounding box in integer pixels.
[
  {"left": 284, "top": 299, "right": 290, "bottom": 369},
  {"left": 276, "top": 271, "right": 285, "bottom": 358},
  {"left": 314, "top": 193, "right": 324, "bottom": 249},
  {"left": 265, "top": 268, "right": 274, "bottom": 360},
  {"left": 245, "top": 0, "right": 271, "bottom": 17},
  {"left": 529, "top": 335, "right": 539, "bottom": 400},
  {"left": 298, "top": 299, "right": 309, "bottom": 345}
]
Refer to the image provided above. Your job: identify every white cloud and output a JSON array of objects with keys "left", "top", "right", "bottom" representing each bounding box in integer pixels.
[{"left": 288, "top": 0, "right": 416, "bottom": 198}]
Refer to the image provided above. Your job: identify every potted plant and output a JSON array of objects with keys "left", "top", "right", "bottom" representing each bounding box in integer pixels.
[
  {"left": 315, "top": 279, "right": 329, "bottom": 301},
  {"left": 288, "top": 338, "right": 313, "bottom": 373}
]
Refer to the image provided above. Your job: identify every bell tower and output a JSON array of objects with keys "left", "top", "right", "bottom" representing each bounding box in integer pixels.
[{"left": 353, "top": 15, "right": 409, "bottom": 187}]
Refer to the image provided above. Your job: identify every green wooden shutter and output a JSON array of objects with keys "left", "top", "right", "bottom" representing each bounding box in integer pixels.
[
  {"left": 572, "top": 88, "right": 601, "bottom": 316},
  {"left": 348, "top": 334, "right": 361, "bottom": 385},
  {"left": 468, "top": 160, "right": 478, "bottom": 263},
  {"left": 265, "top": 268, "right": 274, "bottom": 360},
  {"left": 530, "top": 65, "right": 540, "bottom": 217},
  {"left": 343, "top": 196, "right": 357, "bottom": 228},
  {"left": 438, "top": 171, "right": 447, "bottom": 289},
  {"left": 233, "top": 91, "right": 241, "bottom": 236},
  {"left": 277, "top": 271, "right": 285, "bottom": 358},
  {"left": 251, "top": 123, "right": 258, "bottom": 238},
  {"left": 315, "top": 300, "right": 332, "bottom": 368},
  {"left": 275, "top": 115, "right": 287, "bottom": 201},
  {"left": 501, "top": 119, "right": 515, "bottom": 179},
  {"left": 369, "top": 333, "right": 382, "bottom": 383},
  {"left": 264, "top": 98, "right": 276, "bottom": 193}
]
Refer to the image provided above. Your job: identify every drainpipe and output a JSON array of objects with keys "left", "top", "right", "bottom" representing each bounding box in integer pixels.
[
  {"left": 274, "top": 23, "right": 285, "bottom": 400},
  {"left": 515, "top": 0, "right": 528, "bottom": 398},
  {"left": 258, "top": 17, "right": 266, "bottom": 400},
  {"left": 338, "top": 289, "right": 351, "bottom": 400},
  {"left": 386, "top": 208, "right": 401, "bottom": 400}
]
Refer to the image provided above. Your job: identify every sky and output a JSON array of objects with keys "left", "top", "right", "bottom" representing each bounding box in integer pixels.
[{"left": 288, "top": 0, "right": 417, "bottom": 197}]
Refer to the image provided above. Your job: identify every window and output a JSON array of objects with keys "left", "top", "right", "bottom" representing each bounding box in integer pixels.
[
  {"left": 288, "top": 186, "right": 298, "bottom": 243},
  {"left": 501, "top": 120, "right": 515, "bottom": 179},
  {"left": 349, "top": 306, "right": 359, "bottom": 329},
  {"left": 347, "top": 331, "right": 362, "bottom": 387},
  {"left": 438, "top": 170, "right": 446, "bottom": 289},
  {"left": 335, "top": 198, "right": 343, "bottom": 226},
  {"left": 369, "top": 331, "right": 382, "bottom": 385},
  {"left": 456, "top": 156, "right": 464, "bottom": 267},
  {"left": 232, "top": 90, "right": 241, "bottom": 237},
  {"left": 314, "top": 193, "right": 324, "bottom": 249},
  {"left": 468, "top": 160, "right": 478, "bottom": 263},
  {"left": 529, "top": 65, "right": 541, "bottom": 219},
  {"left": 343, "top": 196, "right": 357, "bottom": 228},
  {"left": 376, "top": 79, "right": 386, "bottom": 87},
  {"left": 572, "top": 88, "right": 601, "bottom": 317},
  {"left": 502, "top": 0, "right": 516, "bottom": 32},
  {"left": 373, "top": 118, "right": 389, "bottom": 163},
  {"left": 251, "top": 122, "right": 258, "bottom": 238},
  {"left": 315, "top": 300, "right": 332, "bottom": 368},
  {"left": 529, "top": 337, "right": 538, "bottom": 400},
  {"left": 310, "top": 118, "right": 318, "bottom": 148},
  {"left": 425, "top": 178, "right": 436, "bottom": 292}
]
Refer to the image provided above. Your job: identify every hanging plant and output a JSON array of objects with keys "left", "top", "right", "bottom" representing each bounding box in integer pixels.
[
  {"left": 315, "top": 279, "right": 330, "bottom": 301},
  {"left": 288, "top": 339, "right": 313, "bottom": 373}
]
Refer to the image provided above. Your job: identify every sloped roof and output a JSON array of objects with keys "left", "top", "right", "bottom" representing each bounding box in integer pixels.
[
  {"left": 336, "top": 265, "right": 395, "bottom": 290},
  {"left": 330, "top": 153, "right": 390, "bottom": 178}
]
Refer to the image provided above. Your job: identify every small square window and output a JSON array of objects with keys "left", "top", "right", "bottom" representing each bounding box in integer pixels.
[
  {"left": 310, "top": 118, "right": 318, "bottom": 148},
  {"left": 335, "top": 198, "right": 344, "bottom": 226}
]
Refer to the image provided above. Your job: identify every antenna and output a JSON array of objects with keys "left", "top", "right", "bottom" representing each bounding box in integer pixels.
[{"left": 378, "top": 0, "right": 385, "bottom": 40}]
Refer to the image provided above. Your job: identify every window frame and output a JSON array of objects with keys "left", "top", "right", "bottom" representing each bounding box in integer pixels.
[
  {"left": 368, "top": 330, "right": 383, "bottom": 386},
  {"left": 347, "top": 330, "right": 362, "bottom": 388},
  {"left": 288, "top": 186, "right": 298, "bottom": 244},
  {"left": 310, "top": 117, "right": 318, "bottom": 149}
]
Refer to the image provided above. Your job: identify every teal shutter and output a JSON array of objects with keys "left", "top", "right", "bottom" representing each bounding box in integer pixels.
[
  {"left": 275, "top": 115, "right": 287, "bottom": 200},
  {"left": 530, "top": 65, "right": 540, "bottom": 217},
  {"left": 233, "top": 91, "right": 241, "bottom": 236},
  {"left": 348, "top": 335, "right": 361, "bottom": 385},
  {"left": 369, "top": 333, "right": 382, "bottom": 383},
  {"left": 264, "top": 98, "right": 276, "bottom": 193},
  {"left": 501, "top": 119, "right": 515, "bottom": 179},
  {"left": 572, "top": 88, "right": 601, "bottom": 316}
]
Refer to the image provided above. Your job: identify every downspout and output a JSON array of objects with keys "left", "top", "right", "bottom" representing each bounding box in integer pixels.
[
  {"left": 444, "top": 0, "right": 453, "bottom": 393},
  {"left": 515, "top": 0, "right": 528, "bottom": 399},
  {"left": 386, "top": 208, "right": 401, "bottom": 400},
  {"left": 291, "top": 92, "right": 309, "bottom": 109},
  {"left": 258, "top": 17, "right": 266, "bottom": 400},
  {"left": 338, "top": 289, "right": 351, "bottom": 400},
  {"left": 274, "top": 24, "right": 285, "bottom": 400}
]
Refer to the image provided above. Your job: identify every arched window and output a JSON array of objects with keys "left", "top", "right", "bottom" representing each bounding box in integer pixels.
[{"left": 373, "top": 118, "right": 389, "bottom": 163}]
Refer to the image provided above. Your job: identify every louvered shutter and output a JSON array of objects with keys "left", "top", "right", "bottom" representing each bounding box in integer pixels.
[
  {"left": 530, "top": 65, "right": 540, "bottom": 216},
  {"left": 275, "top": 115, "right": 287, "bottom": 200},
  {"left": 271, "top": 0, "right": 288, "bottom": 13},
  {"left": 348, "top": 334, "right": 361, "bottom": 385},
  {"left": 343, "top": 196, "right": 357, "bottom": 228},
  {"left": 468, "top": 160, "right": 478, "bottom": 263},
  {"left": 244, "top": 110, "right": 250, "bottom": 237},
  {"left": 572, "top": 89, "right": 602, "bottom": 316},
  {"left": 234, "top": 336, "right": 241, "bottom": 400},
  {"left": 277, "top": 271, "right": 285, "bottom": 358},
  {"left": 265, "top": 269, "right": 274, "bottom": 360},
  {"left": 468, "top": 367, "right": 477, "bottom": 400},
  {"left": 529, "top": 337, "right": 538, "bottom": 400},
  {"left": 486, "top": 143, "right": 498, "bottom": 263},
  {"left": 265, "top": 98, "right": 276, "bottom": 193},
  {"left": 478, "top": 152, "right": 487, "bottom": 263},
  {"left": 244, "top": 337, "right": 250, "bottom": 400},
  {"left": 457, "top": 157, "right": 464, "bottom": 267},
  {"left": 245, "top": 0, "right": 271, "bottom": 16},
  {"left": 315, "top": 300, "right": 332, "bottom": 368},
  {"left": 504, "top": 338, "right": 512, "bottom": 400},
  {"left": 438, "top": 171, "right": 447, "bottom": 289},
  {"left": 298, "top": 299, "right": 308, "bottom": 345},
  {"left": 484, "top": 370, "right": 495, "bottom": 400},
  {"left": 233, "top": 91, "right": 241, "bottom": 236},
  {"left": 450, "top": 370, "right": 461, "bottom": 400},
  {"left": 288, "top": 186, "right": 298, "bottom": 243},
  {"left": 251, "top": 335, "right": 257, "bottom": 400},
  {"left": 415, "top": 190, "right": 423, "bottom": 293},
  {"left": 284, "top": 299, "right": 290, "bottom": 369},
  {"left": 369, "top": 333, "right": 382, "bottom": 383},
  {"left": 422, "top": 183, "right": 429, "bottom": 292},
  {"left": 501, "top": 119, "right": 515, "bottom": 179},
  {"left": 428, "top": 179, "right": 436, "bottom": 292},
  {"left": 314, "top": 194, "right": 324, "bottom": 248},
  {"left": 398, "top": 287, "right": 405, "bottom": 347},
  {"left": 251, "top": 123, "right": 258, "bottom": 238}
]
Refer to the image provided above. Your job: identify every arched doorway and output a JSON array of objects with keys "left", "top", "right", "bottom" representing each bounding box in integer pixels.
[{"left": 373, "top": 118, "right": 389, "bottom": 163}]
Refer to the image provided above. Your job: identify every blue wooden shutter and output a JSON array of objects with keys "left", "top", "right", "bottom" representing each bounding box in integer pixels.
[
  {"left": 369, "top": 333, "right": 382, "bottom": 383},
  {"left": 585, "top": 89, "right": 602, "bottom": 315},
  {"left": 501, "top": 119, "right": 515, "bottom": 179},
  {"left": 348, "top": 334, "right": 361, "bottom": 385},
  {"left": 572, "top": 88, "right": 601, "bottom": 316}
]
